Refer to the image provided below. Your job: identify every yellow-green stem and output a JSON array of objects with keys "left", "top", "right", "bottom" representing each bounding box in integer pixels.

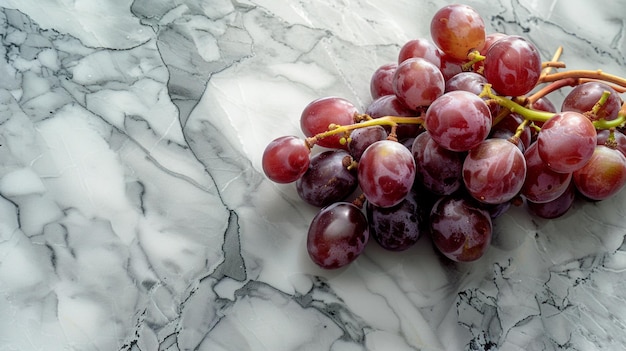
[{"left": 306, "top": 115, "right": 425, "bottom": 146}]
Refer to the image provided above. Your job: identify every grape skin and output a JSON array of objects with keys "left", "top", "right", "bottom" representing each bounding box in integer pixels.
[
  {"left": 430, "top": 4, "right": 486, "bottom": 60},
  {"left": 262, "top": 136, "right": 310, "bottom": 183},
  {"left": 307, "top": 202, "right": 369, "bottom": 269},
  {"left": 527, "top": 180, "right": 576, "bottom": 219},
  {"left": 521, "top": 142, "right": 572, "bottom": 203},
  {"left": 300, "top": 97, "right": 357, "bottom": 149},
  {"left": 358, "top": 140, "right": 416, "bottom": 208},
  {"left": 573, "top": 145, "right": 626, "bottom": 200},
  {"left": 370, "top": 63, "right": 397, "bottom": 99},
  {"left": 463, "top": 138, "right": 527, "bottom": 204},
  {"left": 393, "top": 57, "right": 445, "bottom": 110},
  {"left": 411, "top": 131, "right": 464, "bottom": 195},
  {"left": 430, "top": 195, "right": 492, "bottom": 262},
  {"left": 296, "top": 150, "right": 358, "bottom": 207},
  {"left": 398, "top": 38, "right": 442, "bottom": 67},
  {"left": 484, "top": 35, "right": 542, "bottom": 97},
  {"left": 366, "top": 190, "right": 422, "bottom": 251},
  {"left": 537, "top": 111, "right": 597, "bottom": 173},
  {"left": 425, "top": 90, "right": 492, "bottom": 152},
  {"left": 562, "top": 82, "right": 622, "bottom": 121}
]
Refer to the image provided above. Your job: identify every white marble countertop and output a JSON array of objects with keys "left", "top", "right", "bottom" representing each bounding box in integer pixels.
[{"left": 1, "top": 0, "right": 626, "bottom": 350}]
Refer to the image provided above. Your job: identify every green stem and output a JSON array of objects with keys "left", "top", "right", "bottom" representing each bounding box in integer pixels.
[
  {"left": 593, "top": 115, "right": 626, "bottom": 129},
  {"left": 590, "top": 90, "right": 611, "bottom": 116},
  {"left": 307, "top": 115, "right": 425, "bottom": 146},
  {"left": 462, "top": 50, "right": 486, "bottom": 71},
  {"left": 480, "top": 84, "right": 556, "bottom": 123}
]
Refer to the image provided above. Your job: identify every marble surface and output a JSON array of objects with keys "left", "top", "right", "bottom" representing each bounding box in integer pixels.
[{"left": 1, "top": 0, "right": 625, "bottom": 350}]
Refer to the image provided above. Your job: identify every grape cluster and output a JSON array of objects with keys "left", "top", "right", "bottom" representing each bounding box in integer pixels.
[{"left": 261, "top": 4, "right": 626, "bottom": 269}]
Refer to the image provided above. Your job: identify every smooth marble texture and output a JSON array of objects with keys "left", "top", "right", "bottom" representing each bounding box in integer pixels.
[{"left": 1, "top": 0, "right": 625, "bottom": 350}]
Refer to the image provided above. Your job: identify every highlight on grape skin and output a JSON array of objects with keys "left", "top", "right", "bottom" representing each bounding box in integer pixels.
[
  {"left": 260, "top": 3, "right": 626, "bottom": 269},
  {"left": 262, "top": 135, "right": 310, "bottom": 184}
]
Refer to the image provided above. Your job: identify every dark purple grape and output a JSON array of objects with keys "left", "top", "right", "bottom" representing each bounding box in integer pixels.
[
  {"left": 430, "top": 195, "right": 492, "bottom": 262},
  {"left": 411, "top": 131, "right": 464, "bottom": 195},
  {"left": 348, "top": 125, "right": 388, "bottom": 161},
  {"left": 296, "top": 150, "right": 358, "bottom": 207},
  {"left": 307, "top": 202, "right": 369, "bottom": 269},
  {"left": 366, "top": 189, "right": 422, "bottom": 251}
]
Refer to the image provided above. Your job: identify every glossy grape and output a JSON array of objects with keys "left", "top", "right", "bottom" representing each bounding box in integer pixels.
[
  {"left": 370, "top": 63, "right": 397, "bottom": 99},
  {"left": 573, "top": 145, "right": 626, "bottom": 200},
  {"left": 365, "top": 94, "right": 421, "bottom": 140},
  {"left": 537, "top": 111, "right": 597, "bottom": 173},
  {"left": 358, "top": 140, "right": 416, "bottom": 208},
  {"left": 430, "top": 4, "right": 486, "bottom": 60},
  {"left": 300, "top": 97, "right": 357, "bottom": 149},
  {"left": 366, "top": 190, "right": 422, "bottom": 251},
  {"left": 597, "top": 129, "right": 626, "bottom": 157},
  {"left": 483, "top": 35, "right": 542, "bottom": 97},
  {"left": 307, "top": 202, "right": 369, "bottom": 269},
  {"left": 521, "top": 142, "right": 572, "bottom": 203},
  {"left": 393, "top": 58, "right": 445, "bottom": 110},
  {"left": 463, "top": 138, "right": 527, "bottom": 204},
  {"left": 562, "top": 82, "right": 622, "bottom": 121},
  {"left": 262, "top": 136, "right": 310, "bottom": 183},
  {"left": 425, "top": 90, "right": 492, "bottom": 152},
  {"left": 398, "top": 38, "right": 442, "bottom": 67},
  {"left": 296, "top": 150, "right": 358, "bottom": 207},
  {"left": 430, "top": 195, "right": 492, "bottom": 262},
  {"left": 347, "top": 125, "right": 388, "bottom": 161},
  {"left": 411, "top": 131, "right": 463, "bottom": 195},
  {"left": 527, "top": 180, "right": 576, "bottom": 219},
  {"left": 444, "top": 71, "right": 487, "bottom": 95}
]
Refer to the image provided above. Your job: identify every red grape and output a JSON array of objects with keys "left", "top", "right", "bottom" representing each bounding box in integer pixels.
[
  {"left": 300, "top": 97, "right": 357, "bottom": 149},
  {"left": 307, "top": 202, "right": 369, "bottom": 269},
  {"left": 463, "top": 138, "right": 527, "bottom": 204},
  {"left": 521, "top": 142, "right": 572, "bottom": 203},
  {"left": 393, "top": 57, "right": 445, "bottom": 110},
  {"left": 483, "top": 35, "right": 542, "bottom": 97},
  {"left": 370, "top": 63, "right": 397, "bottom": 99},
  {"left": 537, "top": 111, "right": 597, "bottom": 173},
  {"left": 296, "top": 150, "right": 358, "bottom": 207},
  {"left": 358, "top": 140, "right": 416, "bottom": 208},
  {"left": 398, "top": 38, "right": 442, "bottom": 67},
  {"left": 597, "top": 129, "right": 626, "bottom": 157},
  {"left": 411, "top": 131, "right": 464, "bottom": 195},
  {"left": 527, "top": 180, "right": 576, "bottom": 219},
  {"left": 444, "top": 71, "right": 488, "bottom": 95},
  {"left": 262, "top": 136, "right": 310, "bottom": 183},
  {"left": 365, "top": 94, "right": 421, "bottom": 140},
  {"left": 430, "top": 4, "right": 486, "bottom": 60},
  {"left": 430, "top": 195, "right": 492, "bottom": 262},
  {"left": 573, "top": 145, "right": 626, "bottom": 200},
  {"left": 562, "top": 82, "right": 622, "bottom": 121},
  {"left": 425, "top": 90, "right": 492, "bottom": 152}
]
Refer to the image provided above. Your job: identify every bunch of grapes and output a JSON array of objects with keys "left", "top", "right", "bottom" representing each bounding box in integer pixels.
[{"left": 261, "top": 4, "right": 626, "bottom": 269}]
